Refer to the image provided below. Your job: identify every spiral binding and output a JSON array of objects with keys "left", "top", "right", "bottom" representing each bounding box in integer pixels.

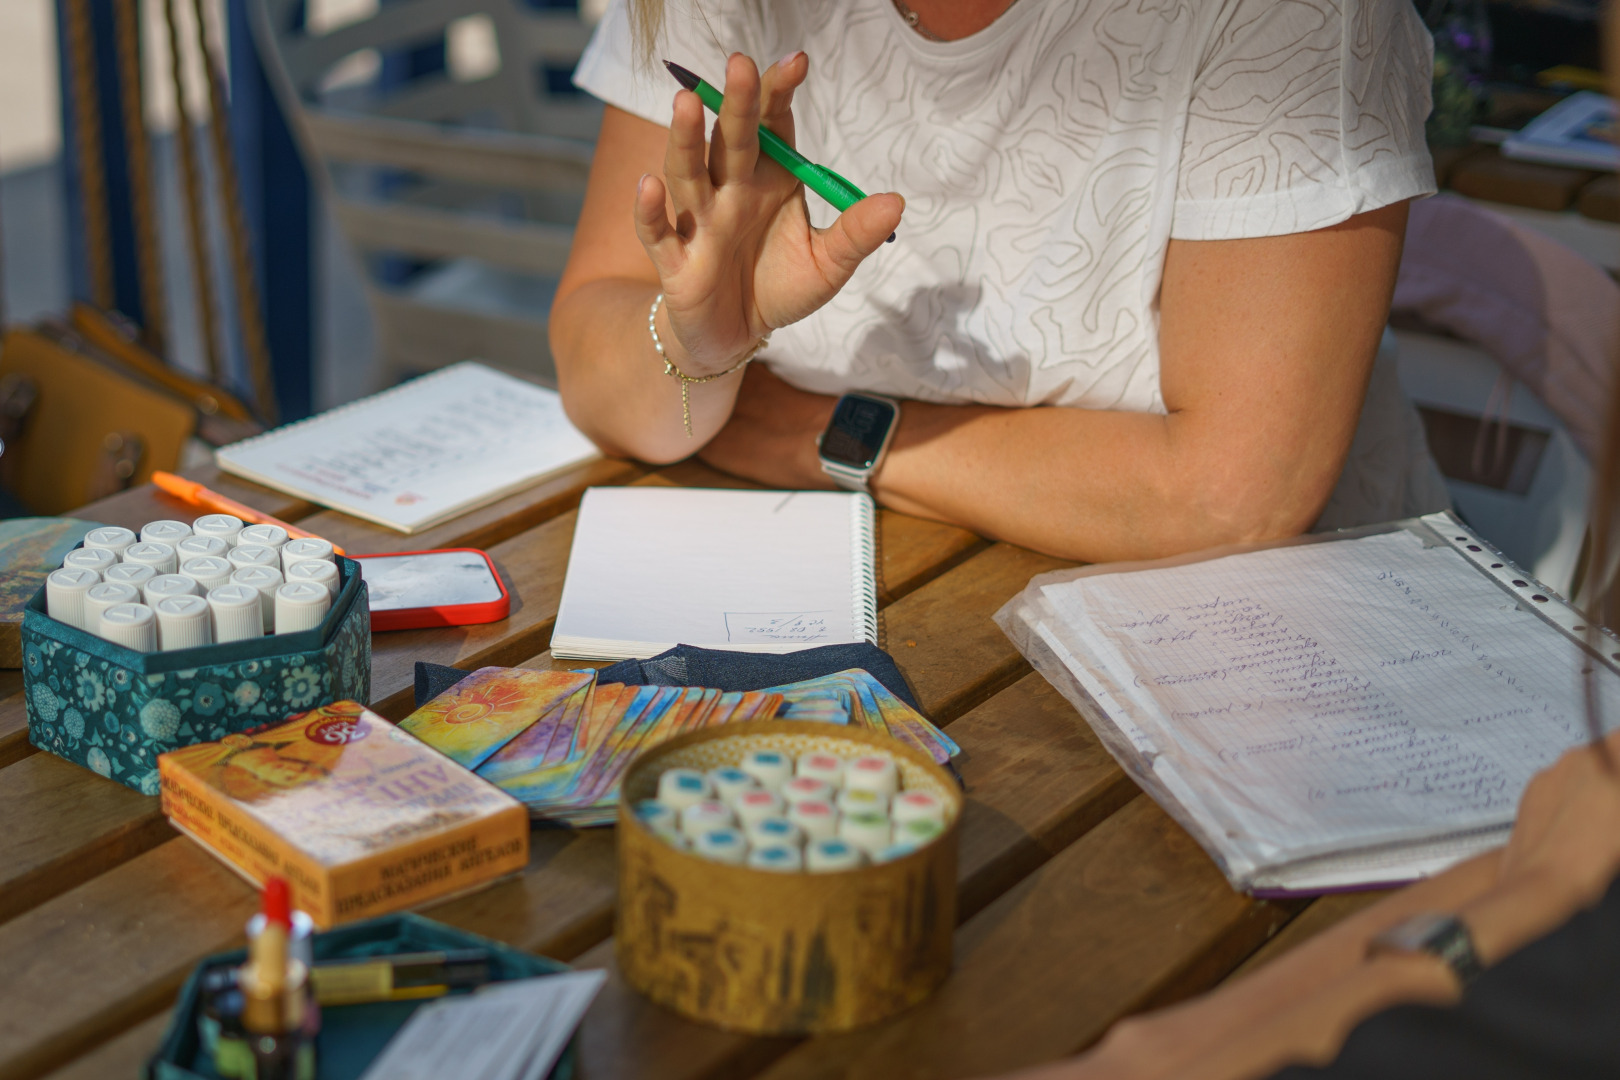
[{"left": 851, "top": 494, "right": 879, "bottom": 645}]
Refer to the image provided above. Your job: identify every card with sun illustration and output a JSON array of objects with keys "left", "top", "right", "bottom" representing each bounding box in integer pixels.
[{"left": 398, "top": 667, "right": 594, "bottom": 769}]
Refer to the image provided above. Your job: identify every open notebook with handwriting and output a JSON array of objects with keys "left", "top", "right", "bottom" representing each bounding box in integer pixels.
[
  {"left": 996, "top": 513, "right": 1620, "bottom": 896},
  {"left": 550, "top": 487, "right": 878, "bottom": 661}
]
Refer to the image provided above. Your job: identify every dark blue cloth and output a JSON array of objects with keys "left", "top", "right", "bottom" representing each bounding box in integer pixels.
[{"left": 413, "top": 642, "right": 920, "bottom": 712}]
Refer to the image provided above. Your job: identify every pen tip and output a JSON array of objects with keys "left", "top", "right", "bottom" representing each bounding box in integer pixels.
[{"left": 663, "top": 60, "right": 701, "bottom": 91}]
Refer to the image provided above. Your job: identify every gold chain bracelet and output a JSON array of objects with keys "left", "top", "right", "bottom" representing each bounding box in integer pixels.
[{"left": 649, "top": 293, "right": 770, "bottom": 437}]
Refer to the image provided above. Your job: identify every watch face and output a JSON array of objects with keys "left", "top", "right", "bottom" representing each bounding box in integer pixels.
[{"left": 821, "top": 395, "right": 898, "bottom": 470}]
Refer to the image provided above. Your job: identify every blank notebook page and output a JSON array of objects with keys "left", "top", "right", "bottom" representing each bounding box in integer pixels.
[{"left": 550, "top": 487, "right": 877, "bottom": 660}]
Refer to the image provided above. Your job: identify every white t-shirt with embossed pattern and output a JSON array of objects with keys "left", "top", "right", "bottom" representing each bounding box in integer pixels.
[{"left": 575, "top": 0, "right": 1437, "bottom": 416}]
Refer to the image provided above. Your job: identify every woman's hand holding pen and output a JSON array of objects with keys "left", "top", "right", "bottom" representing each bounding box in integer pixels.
[{"left": 632, "top": 51, "right": 905, "bottom": 377}]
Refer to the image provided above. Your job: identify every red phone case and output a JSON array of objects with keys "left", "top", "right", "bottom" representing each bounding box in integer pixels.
[{"left": 352, "top": 548, "right": 511, "bottom": 631}]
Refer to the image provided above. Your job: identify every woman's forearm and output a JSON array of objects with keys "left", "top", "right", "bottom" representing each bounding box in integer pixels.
[
  {"left": 872, "top": 401, "right": 1310, "bottom": 563},
  {"left": 550, "top": 277, "right": 750, "bottom": 461}
]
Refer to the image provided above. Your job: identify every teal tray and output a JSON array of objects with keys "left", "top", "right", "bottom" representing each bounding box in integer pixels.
[{"left": 147, "top": 913, "right": 577, "bottom": 1080}]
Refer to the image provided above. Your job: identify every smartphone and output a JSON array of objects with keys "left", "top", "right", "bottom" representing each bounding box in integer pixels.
[{"left": 352, "top": 548, "right": 510, "bottom": 631}]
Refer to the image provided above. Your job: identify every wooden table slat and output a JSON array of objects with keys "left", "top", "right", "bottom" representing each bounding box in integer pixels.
[
  {"left": 0, "top": 674, "right": 29, "bottom": 770},
  {"left": 883, "top": 544, "right": 1067, "bottom": 721},
  {"left": 0, "top": 842, "right": 255, "bottom": 1080},
  {"left": 40, "top": 1013, "right": 171, "bottom": 1080},
  {"left": 0, "top": 753, "right": 176, "bottom": 925},
  {"left": 750, "top": 798, "right": 1296, "bottom": 1080}
]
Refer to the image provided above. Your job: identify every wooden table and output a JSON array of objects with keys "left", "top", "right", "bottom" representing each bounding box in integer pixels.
[{"left": 0, "top": 459, "right": 1384, "bottom": 1080}]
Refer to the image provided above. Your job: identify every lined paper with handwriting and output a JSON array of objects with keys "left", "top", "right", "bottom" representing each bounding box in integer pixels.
[{"left": 1039, "top": 530, "right": 1620, "bottom": 880}]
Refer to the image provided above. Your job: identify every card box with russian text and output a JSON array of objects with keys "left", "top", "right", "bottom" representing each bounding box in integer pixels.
[{"left": 158, "top": 702, "right": 529, "bottom": 927}]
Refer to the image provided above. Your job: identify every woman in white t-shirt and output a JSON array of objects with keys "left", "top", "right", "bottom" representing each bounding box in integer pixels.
[{"left": 551, "top": 0, "right": 1450, "bottom": 561}]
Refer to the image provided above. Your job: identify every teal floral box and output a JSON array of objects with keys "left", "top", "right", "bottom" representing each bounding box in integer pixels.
[{"left": 23, "top": 556, "right": 370, "bottom": 794}]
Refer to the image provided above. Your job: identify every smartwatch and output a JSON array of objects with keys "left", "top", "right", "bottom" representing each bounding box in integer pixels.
[
  {"left": 818, "top": 393, "right": 901, "bottom": 494},
  {"left": 1367, "top": 912, "right": 1484, "bottom": 986}
]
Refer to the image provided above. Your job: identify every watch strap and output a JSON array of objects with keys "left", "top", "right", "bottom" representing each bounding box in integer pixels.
[
  {"left": 820, "top": 460, "right": 872, "bottom": 494},
  {"left": 817, "top": 394, "right": 900, "bottom": 494},
  {"left": 1368, "top": 912, "right": 1484, "bottom": 986}
]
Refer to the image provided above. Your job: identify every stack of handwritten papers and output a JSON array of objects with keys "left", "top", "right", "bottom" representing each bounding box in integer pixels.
[
  {"left": 399, "top": 666, "right": 958, "bottom": 827},
  {"left": 996, "top": 514, "right": 1620, "bottom": 895}
]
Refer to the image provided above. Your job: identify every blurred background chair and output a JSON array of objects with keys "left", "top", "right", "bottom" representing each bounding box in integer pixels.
[
  {"left": 247, "top": 0, "right": 604, "bottom": 389},
  {"left": 1391, "top": 193, "right": 1618, "bottom": 599}
]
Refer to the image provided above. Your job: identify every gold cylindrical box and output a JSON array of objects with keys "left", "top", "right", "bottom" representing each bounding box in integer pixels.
[{"left": 616, "top": 720, "right": 961, "bottom": 1034}]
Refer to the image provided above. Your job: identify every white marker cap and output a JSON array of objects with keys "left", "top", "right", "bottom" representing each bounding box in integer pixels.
[
  {"left": 84, "top": 581, "right": 140, "bottom": 631},
  {"left": 836, "top": 788, "right": 889, "bottom": 817},
  {"left": 123, "top": 541, "right": 178, "bottom": 576},
  {"left": 893, "top": 818, "right": 944, "bottom": 849},
  {"left": 657, "top": 768, "right": 711, "bottom": 811},
  {"left": 680, "top": 800, "right": 736, "bottom": 840},
  {"left": 892, "top": 790, "right": 947, "bottom": 829},
  {"left": 104, "top": 562, "right": 156, "bottom": 591},
  {"left": 707, "top": 765, "right": 757, "bottom": 804},
  {"left": 98, "top": 602, "right": 157, "bottom": 651},
  {"left": 745, "top": 816, "right": 803, "bottom": 849},
  {"left": 274, "top": 581, "right": 330, "bottom": 633},
  {"left": 140, "top": 520, "right": 192, "bottom": 546},
  {"left": 739, "top": 749, "right": 792, "bottom": 789},
  {"left": 747, "top": 844, "right": 804, "bottom": 872},
  {"left": 144, "top": 573, "right": 200, "bottom": 606},
  {"left": 632, "top": 800, "right": 681, "bottom": 840},
  {"left": 692, "top": 827, "right": 748, "bottom": 864},
  {"left": 207, "top": 583, "right": 264, "bottom": 644},
  {"left": 844, "top": 754, "right": 899, "bottom": 798},
  {"left": 237, "top": 523, "right": 288, "bottom": 551},
  {"left": 281, "top": 537, "right": 335, "bottom": 575},
  {"left": 62, "top": 547, "right": 116, "bottom": 576},
  {"left": 781, "top": 776, "right": 833, "bottom": 806},
  {"left": 192, "top": 513, "right": 244, "bottom": 545},
  {"left": 230, "top": 566, "right": 283, "bottom": 632},
  {"left": 155, "top": 594, "right": 212, "bottom": 651},
  {"left": 180, "top": 556, "right": 232, "bottom": 593},
  {"left": 805, "top": 838, "right": 864, "bottom": 872},
  {"left": 786, "top": 799, "right": 838, "bottom": 842},
  {"left": 226, "top": 544, "right": 279, "bottom": 572},
  {"left": 732, "top": 788, "right": 784, "bottom": 828},
  {"left": 285, "top": 558, "right": 339, "bottom": 600},
  {"left": 796, "top": 751, "right": 844, "bottom": 786},
  {"left": 82, "top": 526, "right": 137, "bottom": 557},
  {"left": 175, "top": 534, "right": 228, "bottom": 561},
  {"left": 838, "top": 811, "right": 893, "bottom": 857},
  {"left": 46, "top": 568, "right": 100, "bottom": 630}
]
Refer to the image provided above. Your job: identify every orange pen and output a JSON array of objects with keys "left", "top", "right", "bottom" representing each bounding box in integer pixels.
[{"left": 151, "top": 471, "right": 347, "bottom": 556}]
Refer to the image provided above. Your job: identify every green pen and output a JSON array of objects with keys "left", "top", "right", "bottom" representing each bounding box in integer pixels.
[{"left": 663, "top": 60, "right": 896, "bottom": 242}]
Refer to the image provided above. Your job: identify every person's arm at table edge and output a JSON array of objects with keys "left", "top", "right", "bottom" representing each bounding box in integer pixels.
[
  {"left": 1010, "top": 731, "right": 1620, "bottom": 1080},
  {"left": 864, "top": 204, "right": 1411, "bottom": 563}
]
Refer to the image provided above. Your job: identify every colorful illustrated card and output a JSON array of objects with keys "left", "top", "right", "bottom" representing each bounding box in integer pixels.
[
  {"left": 407, "top": 664, "right": 953, "bottom": 826},
  {"left": 399, "top": 668, "right": 593, "bottom": 769}
]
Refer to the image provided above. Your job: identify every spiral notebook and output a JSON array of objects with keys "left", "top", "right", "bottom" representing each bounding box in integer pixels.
[
  {"left": 997, "top": 512, "right": 1620, "bottom": 896},
  {"left": 550, "top": 487, "right": 878, "bottom": 661},
  {"left": 214, "top": 362, "right": 600, "bottom": 533}
]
